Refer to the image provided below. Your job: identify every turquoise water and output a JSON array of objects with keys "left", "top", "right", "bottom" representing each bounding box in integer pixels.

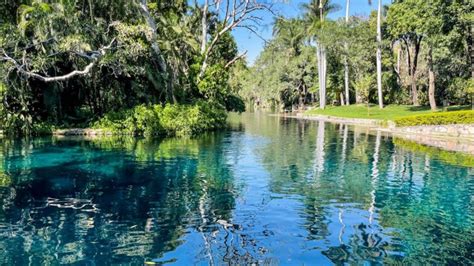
[{"left": 0, "top": 113, "right": 472, "bottom": 264}]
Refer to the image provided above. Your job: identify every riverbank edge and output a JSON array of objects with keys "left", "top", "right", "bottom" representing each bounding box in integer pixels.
[{"left": 287, "top": 113, "right": 474, "bottom": 155}]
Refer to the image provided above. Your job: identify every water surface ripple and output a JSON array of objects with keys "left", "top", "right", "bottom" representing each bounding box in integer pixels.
[{"left": 0, "top": 113, "right": 472, "bottom": 264}]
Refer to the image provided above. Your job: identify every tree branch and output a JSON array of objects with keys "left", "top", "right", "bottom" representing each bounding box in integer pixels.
[
  {"left": 199, "top": 0, "right": 273, "bottom": 78},
  {"left": 138, "top": 0, "right": 168, "bottom": 73},
  {"left": 225, "top": 50, "right": 247, "bottom": 68},
  {"left": 1, "top": 38, "right": 115, "bottom": 83}
]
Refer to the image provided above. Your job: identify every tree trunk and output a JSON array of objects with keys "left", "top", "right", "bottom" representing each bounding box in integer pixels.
[
  {"left": 397, "top": 47, "right": 401, "bottom": 74},
  {"left": 139, "top": 0, "right": 167, "bottom": 73},
  {"left": 411, "top": 37, "right": 422, "bottom": 106},
  {"left": 317, "top": 45, "right": 327, "bottom": 109},
  {"left": 344, "top": 0, "right": 350, "bottom": 105},
  {"left": 201, "top": 0, "right": 208, "bottom": 54},
  {"left": 344, "top": 56, "right": 350, "bottom": 105},
  {"left": 318, "top": 2, "right": 326, "bottom": 109},
  {"left": 139, "top": 0, "right": 175, "bottom": 103},
  {"left": 356, "top": 89, "right": 362, "bottom": 104},
  {"left": 88, "top": 0, "right": 94, "bottom": 23},
  {"left": 410, "top": 76, "right": 419, "bottom": 106},
  {"left": 376, "top": 0, "right": 383, "bottom": 109},
  {"left": 299, "top": 85, "right": 304, "bottom": 110},
  {"left": 428, "top": 47, "right": 436, "bottom": 111},
  {"left": 403, "top": 37, "right": 422, "bottom": 106},
  {"left": 468, "top": 24, "right": 473, "bottom": 78}
]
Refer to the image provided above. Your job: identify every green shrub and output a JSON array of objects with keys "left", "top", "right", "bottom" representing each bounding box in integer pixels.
[
  {"left": 93, "top": 101, "right": 227, "bottom": 137},
  {"left": 394, "top": 110, "right": 474, "bottom": 127},
  {"left": 31, "top": 122, "right": 55, "bottom": 136}
]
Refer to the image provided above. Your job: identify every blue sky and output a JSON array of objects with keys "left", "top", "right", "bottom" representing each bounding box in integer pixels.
[{"left": 232, "top": 0, "right": 392, "bottom": 64}]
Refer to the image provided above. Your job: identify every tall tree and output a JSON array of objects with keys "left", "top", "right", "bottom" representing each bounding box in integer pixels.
[
  {"left": 317, "top": 0, "right": 328, "bottom": 109},
  {"left": 304, "top": 0, "right": 338, "bottom": 109},
  {"left": 375, "top": 0, "right": 384, "bottom": 108},
  {"left": 343, "top": 0, "right": 350, "bottom": 105},
  {"left": 387, "top": 0, "right": 423, "bottom": 106},
  {"left": 368, "top": 0, "right": 384, "bottom": 108}
]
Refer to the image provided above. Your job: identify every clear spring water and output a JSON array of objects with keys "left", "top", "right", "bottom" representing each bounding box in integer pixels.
[{"left": 0, "top": 113, "right": 472, "bottom": 265}]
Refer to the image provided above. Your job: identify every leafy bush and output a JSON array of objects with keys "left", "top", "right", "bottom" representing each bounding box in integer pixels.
[
  {"left": 93, "top": 101, "right": 227, "bottom": 137},
  {"left": 446, "top": 78, "right": 473, "bottom": 105},
  {"left": 394, "top": 110, "right": 474, "bottom": 127},
  {"left": 31, "top": 122, "right": 55, "bottom": 136}
]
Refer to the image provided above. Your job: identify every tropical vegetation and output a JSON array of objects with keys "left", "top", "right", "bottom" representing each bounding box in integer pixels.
[
  {"left": 235, "top": 0, "right": 473, "bottom": 114},
  {"left": 0, "top": 0, "right": 265, "bottom": 136},
  {"left": 1, "top": 0, "right": 473, "bottom": 136}
]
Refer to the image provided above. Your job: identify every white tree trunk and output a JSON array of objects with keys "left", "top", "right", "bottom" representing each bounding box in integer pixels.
[
  {"left": 201, "top": 0, "right": 208, "bottom": 54},
  {"left": 344, "top": 0, "right": 350, "bottom": 105},
  {"left": 139, "top": 0, "right": 167, "bottom": 73},
  {"left": 323, "top": 47, "right": 327, "bottom": 107},
  {"left": 317, "top": 45, "right": 322, "bottom": 108},
  {"left": 317, "top": 44, "right": 327, "bottom": 109},
  {"left": 376, "top": 0, "right": 384, "bottom": 108}
]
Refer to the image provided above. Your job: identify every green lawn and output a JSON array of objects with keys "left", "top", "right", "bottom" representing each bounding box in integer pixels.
[{"left": 305, "top": 104, "right": 471, "bottom": 121}]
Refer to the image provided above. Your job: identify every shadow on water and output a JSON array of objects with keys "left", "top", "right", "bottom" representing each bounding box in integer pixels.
[{"left": 0, "top": 113, "right": 472, "bottom": 264}]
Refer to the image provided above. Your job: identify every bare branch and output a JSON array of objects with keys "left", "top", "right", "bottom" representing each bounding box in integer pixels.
[
  {"left": 199, "top": 0, "right": 274, "bottom": 78},
  {"left": 236, "top": 24, "right": 268, "bottom": 44},
  {"left": 225, "top": 50, "right": 248, "bottom": 68},
  {"left": 1, "top": 39, "right": 116, "bottom": 83}
]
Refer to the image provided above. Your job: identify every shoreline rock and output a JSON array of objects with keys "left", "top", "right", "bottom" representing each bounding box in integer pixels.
[{"left": 53, "top": 128, "right": 114, "bottom": 136}]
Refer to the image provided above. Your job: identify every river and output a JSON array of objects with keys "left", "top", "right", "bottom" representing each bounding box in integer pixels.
[{"left": 0, "top": 112, "right": 472, "bottom": 264}]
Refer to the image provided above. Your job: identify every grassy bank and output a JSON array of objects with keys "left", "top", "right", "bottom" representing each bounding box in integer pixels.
[{"left": 305, "top": 104, "right": 470, "bottom": 121}]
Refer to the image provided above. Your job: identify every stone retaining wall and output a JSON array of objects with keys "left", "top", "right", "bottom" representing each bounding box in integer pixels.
[
  {"left": 391, "top": 124, "right": 474, "bottom": 140},
  {"left": 391, "top": 132, "right": 474, "bottom": 154},
  {"left": 294, "top": 113, "right": 383, "bottom": 127}
]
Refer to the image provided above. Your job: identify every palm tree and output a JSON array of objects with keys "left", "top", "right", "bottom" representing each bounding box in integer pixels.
[
  {"left": 303, "top": 0, "right": 339, "bottom": 109},
  {"left": 273, "top": 18, "right": 305, "bottom": 56},
  {"left": 369, "top": 0, "right": 384, "bottom": 108}
]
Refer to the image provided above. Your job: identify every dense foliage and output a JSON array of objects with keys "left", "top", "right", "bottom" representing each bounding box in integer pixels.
[
  {"left": 394, "top": 110, "right": 474, "bottom": 127},
  {"left": 236, "top": 0, "right": 473, "bottom": 112},
  {"left": 0, "top": 0, "right": 252, "bottom": 136},
  {"left": 93, "top": 101, "right": 227, "bottom": 137}
]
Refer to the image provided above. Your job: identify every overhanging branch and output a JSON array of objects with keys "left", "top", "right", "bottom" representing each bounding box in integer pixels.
[{"left": 1, "top": 38, "right": 115, "bottom": 83}]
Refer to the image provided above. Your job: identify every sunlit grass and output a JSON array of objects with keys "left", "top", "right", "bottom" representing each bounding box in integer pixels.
[{"left": 305, "top": 104, "right": 471, "bottom": 120}]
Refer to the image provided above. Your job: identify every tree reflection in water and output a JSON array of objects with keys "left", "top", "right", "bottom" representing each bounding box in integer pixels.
[
  {"left": 0, "top": 135, "right": 267, "bottom": 264},
  {"left": 237, "top": 113, "right": 473, "bottom": 265},
  {"left": 0, "top": 113, "right": 471, "bottom": 264}
]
